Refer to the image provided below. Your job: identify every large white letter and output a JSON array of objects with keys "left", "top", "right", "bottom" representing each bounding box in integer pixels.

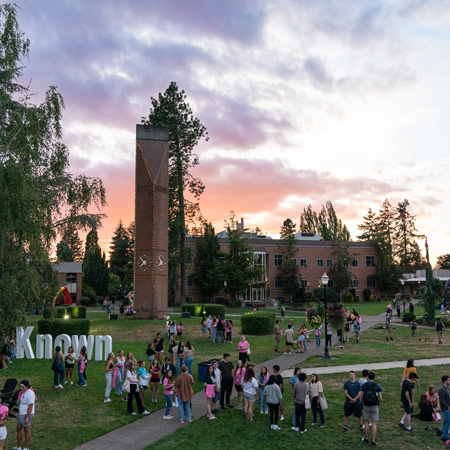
[
  {"left": 95, "top": 335, "right": 112, "bottom": 361},
  {"left": 54, "top": 334, "right": 71, "bottom": 354},
  {"left": 16, "top": 327, "right": 34, "bottom": 359},
  {"left": 72, "top": 335, "right": 95, "bottom": 359},
  {"left": 36, "top": 334, "right": 53, "bottom": 359}
]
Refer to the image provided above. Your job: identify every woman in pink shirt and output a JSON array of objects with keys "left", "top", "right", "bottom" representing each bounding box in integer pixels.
[
  {"left": 237, "top": 335, "right": 250, "bottom": 364},
  {"left": 233, "top": 359, "right": 246, "bottom": 410}
]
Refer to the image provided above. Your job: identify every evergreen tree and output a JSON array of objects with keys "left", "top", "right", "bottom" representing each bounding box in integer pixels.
[
  {"left": 143, "top": 82, "right": 208, "bottom": 304},
  {"left": 83, "top": 245, "right": 108, "bottom": 296},
  {"left": 329, "top": 240, "right": 353, "bottom": 300},
  {"left": 357, "top": 208, "right": 377, "bottom": 241},
  {"left": 109, "top": 221, "right": 131, "bottom": 284},
  {"left": 193, "top": 223, "right": 224, "bottom": 300},
  {"left": 61, "top": 222, "right": 84, "bottom": 261},
  {"left": 279, "top": 219, "right": 300, "bottom": 300},
  {"left": 0, "top": 4, "right": 105, "bottom": 338},
  {"left": 56, "top": 241, "right": 74, "bottom": 262},
  {"left": 436, "top": 254, "right": 450, "bottom": 270},
  {"left": 393, "top": 199, "right": 424, "bottom": 271},
  {"left": 85, "top": 229, "right": 99, "bottom": 252}
]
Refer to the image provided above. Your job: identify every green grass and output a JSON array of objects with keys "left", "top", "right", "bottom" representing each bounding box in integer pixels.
[
  {"left": 148, "top": 364, "right": 449, "bottom": 450},
  {"left": 342, "top": 301, "right": 426, "bottom": 317}
]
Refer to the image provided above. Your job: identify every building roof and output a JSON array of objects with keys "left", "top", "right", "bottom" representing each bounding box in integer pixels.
[{"left": 53, "top": 262, "right": 82, "bottom": 273}]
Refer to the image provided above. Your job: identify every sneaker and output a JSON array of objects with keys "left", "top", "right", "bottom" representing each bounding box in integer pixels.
[
  {"left": 265, "top": 410, "right": 268, "bottom": 414},
  {"left": 273, "top": 425, "right": 280, "bottom": 430},
  {"left": 260, "top": 410, "right": 263, "bottom": 414},
  {"left": 71, "top": 381, "right": 73, "bottom": 385},
  {"left": 186, "top": 418, "right": 192, "bottom": 422},
  {"left": 55, "top": 385, "right": 59, "bottom": 389},
  {"left": 163, "top": 415, "right": 173, "bottom": 420},
  {"left": 104, "top": 398, "right": 111, "bottom": 403},
  {"left": 237, "top": 406, "right": 243, "bottom": 410},
  {"left": 179, "top": 419, "right": 184, "bottom": 424},
  {"left": 361, "top": 438, "right": 369, "bottom": 443},
  {"left": 280, "top": 415, "right": 284, "bottom": 421},
  {"left": 13, "top": 447, "right": 21, "bottom": 450},
  {"left": 209, "top": 416, "right": 217, "bottom": 420},
  {"left": 142, "top": 410, "right": 150, "bottom": 415},
  {"left": 372, "top": 442, "right": 378, "bottom": 447},
  {"left": 301, "top": 429, "right": 307, "bottom": 434},
  {"left": 398, "top": 422, "right": 405, "bottom": 429},
  {"left": 312, "top": 422, "right": 317, "bottom": 426},
  {"left": 406, "top": 427, "right": 414, "bottom": 432},
  {"left": 59, "top": 384, "right": 64, "bottom": 389},
  {"left": 121, "top": 397, "right": 127, "bottom": 401},
  {"left": 270, "top": 425, "right": 274, "bottom": 430},
  {"left": 131, "top": 412, "right": 137, "bottom": 415},
  {"left": 82, "top": 383, "right": 88, "bottom": 387},
  {"left": 291, "top": 427, "right": 299, "bottom": 432},
  {"left": 320, "top": 424, "right": 326, "bottom": 428},
  {"left": 64, "top": 381, "right": 68, "bottom": 384},
  {"left": 360, "top": 424, "right": 365, "bottom": 431},
  {"left": 342, "top": 426, "right": 348, "bottom": 432},
  {"left": 369, "top": 422, "right": 373, "bottom": 427}
]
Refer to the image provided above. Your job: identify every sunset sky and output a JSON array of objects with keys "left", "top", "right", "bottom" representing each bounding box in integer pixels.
[{"left": 16, "top": 0, "right": 450, "bottom": 264}]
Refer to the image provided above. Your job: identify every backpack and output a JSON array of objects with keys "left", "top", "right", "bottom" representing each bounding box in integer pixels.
[
  {"left": 0, "top": 404, "right": 8, "bottom": 420},
  {"left": 363, "top": 383, "right": 378, "bottom": 406}
]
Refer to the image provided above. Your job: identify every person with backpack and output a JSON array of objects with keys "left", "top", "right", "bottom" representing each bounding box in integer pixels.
[{"left": 361, "top": 371, "right": 382, "bottom": 446}]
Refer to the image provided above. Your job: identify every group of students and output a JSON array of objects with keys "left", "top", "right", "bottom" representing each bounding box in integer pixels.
[
  {"left": 51, "top": 344, "right": 89, "bottom": 388},
  {"left": 200, "top": 316, "right": 233, "bottom": 343}
]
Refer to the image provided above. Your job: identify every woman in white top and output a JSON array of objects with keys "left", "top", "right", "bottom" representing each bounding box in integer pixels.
[
  {"left": 242, "top": 367, "right": 259, "bottom": 422},
  {"left": 115, "top": 350, "right": 126, "bottom": 396},
  {"left": 126, "top": 361, "right": 150, "bottom": 416},
  {"left": 310, "top": 373, "right": 325, "bottom": 427},
  {"left": 64, "top": 345, "right": 76, "bottom": 385}
]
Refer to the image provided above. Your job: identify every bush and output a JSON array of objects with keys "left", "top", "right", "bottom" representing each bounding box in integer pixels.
[
  {"left": 55, "top": 308, "right": 66, "bottom": 318},
  {"left": 402, "top": 312, "right": 416, "bottom": 323},
  {"left": 181, "top": 303, "right": 226, "bottom": 318},
  {"left": 241, "top": 311, "right": 275, "bottom": 335},
  {"left": 363, "top": 289, "right": 371, "bottom": 302},
  {"left": 43, "top": 308, "right": 53, "bottom": 319},
  {"left": 343, "top": 291, "right": 355, "bottom": 303},
  {"left": 37, "top": 319, "right": 91, "bottom": 337},
  {"left": 78, "top": 306, "right": 87, "bottom": 319},
  {"left": 369, "top": 295, "right": 376, "bottom": 302},
  {"left": 80, "top": 296, "right": 91, "bottom": 307},
  {"left": 82, "top": 290, "right": 97, "bottom": 306}
]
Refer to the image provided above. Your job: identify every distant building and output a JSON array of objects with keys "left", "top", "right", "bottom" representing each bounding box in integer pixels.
[
  {"left": 179, "top": 219, "right": 379, "bottom": 304},
  {"left": 402, "top": 269, "right": 450, "bottom": 298},
  {"left": 53, "top": 262, "right": 82, "bottom": 304}
]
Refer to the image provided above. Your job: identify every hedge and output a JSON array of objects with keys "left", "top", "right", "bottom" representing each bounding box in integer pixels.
[
  {"left": 182, "top": 304, "right": 226, "bottom": 318},
  {"left": 37, "top": 319, "right": 91, "bottom": 337},
  {"left": 48, "top": 306, "right": 87, "bottom": 319},
  {"left": 402, "top": 312, "right": 416, "bottom": 323},
  {"left": 241, "top": 311, "right": 276, "bottom": 335}
]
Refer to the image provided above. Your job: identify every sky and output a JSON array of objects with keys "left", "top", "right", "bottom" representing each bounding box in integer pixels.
[{"left": 14, "top": 0, "right": 450, "bottom": 264}]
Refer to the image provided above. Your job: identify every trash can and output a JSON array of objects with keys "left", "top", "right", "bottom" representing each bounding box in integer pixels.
[{"left": 197, "top": 358, "right": 221, "bottom": 382}]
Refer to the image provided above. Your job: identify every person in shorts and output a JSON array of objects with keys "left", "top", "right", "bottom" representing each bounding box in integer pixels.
[
  {"left": 342, "top": 371, "right": 364, "bottom": 432},
  {"left": 15, "top": 380, "right": 35, "bottom": 450},
  {"left": 399, "top": 372, "right": 417, "bottom": 432},
  {"left": 283, "top": 325, "right": 295, "bottom": 354},
  {"left": 385, "top": 313, "right": 393, "bottom": 341},
  {"left": 435, "top": 318, "right": 445, "bottom": 346},
  {"left": 361, "top": 372, "right": 382, "bottom": 445},
  {"left": 154, "top": 333, "right": 165, "bottom": 365}
]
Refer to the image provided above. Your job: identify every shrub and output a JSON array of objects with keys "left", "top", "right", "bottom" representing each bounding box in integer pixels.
[
  {"left": 43, "top": 308, "right": 53, "bottom": 319},
  {"left": 343, "top": 291, "right": 355, "bottom": 303},
  {"left": 369, "top": 295, "right": 376, "bottom": 302},
  {"left": 80, "top": 296, "right": 91, "bottom": 307},
  {"left": 78, "top": 306, "right": 87, "bottom": 319},
  {"left": 241, "top": 311, "right": 275, "bottom": 335},
  {"left": 402, "top": 312, "right": 416, "bottom": 323},
  {"left": 363, "top": 289, "right": 371, "bottom": 302},
  {"left": 181, "top": 303, "right": 226, "bottom": 318},
  {"left": 37, "top": 319, "right": 91, "bottom": 337},
  {"left": 55, "top": 308, "right": 66, "bottom": 318}
]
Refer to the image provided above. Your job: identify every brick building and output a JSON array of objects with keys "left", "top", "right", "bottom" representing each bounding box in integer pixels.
[
  {"left": 53, "top": 262, "right": 83, "bottom": 304},
  {"left": 182, "top": 224, "right": 379, "bottom": 304}
]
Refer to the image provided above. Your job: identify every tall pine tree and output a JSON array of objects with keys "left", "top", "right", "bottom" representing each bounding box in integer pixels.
[
  {"left": 109, "top": 221, "right": 131, "bottom": 285},
  {"left": 143, "top": 82, "right": 208, "bottom": 305},
  {"left": 279, "top": 218, "right": 300, "bottom": 300}
]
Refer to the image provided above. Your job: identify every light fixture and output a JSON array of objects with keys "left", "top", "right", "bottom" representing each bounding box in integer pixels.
[{"left": 321, "top": 273, "right": 329, "bottom": 286}]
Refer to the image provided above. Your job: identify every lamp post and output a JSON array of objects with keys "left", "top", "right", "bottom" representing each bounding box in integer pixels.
[{"left": 322, "top": 273, "right": 330, "bottom": 359}]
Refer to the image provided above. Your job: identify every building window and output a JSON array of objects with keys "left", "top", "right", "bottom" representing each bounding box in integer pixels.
[
  {"left": 317, "top": 258, "right": 323, "bottom": 267},
  {"left": 367, "top": 275, "right": 376, "bottom": 288},
  {"left": 66, "top": 273, "right": 77, "bottom": 283},
  {"left": 301, "top": 279, "right": 308, "bottom": 289},
  {"left": 275, "top": 296, "right": 285, "bottom": 303},
  {"left": 327, "top": 258, "right": 333, "bottom": 267},
  {"left": 275, "top": 275, "right": 284, "bottom": 288},
  {"left": 274, "top": 254, "right": 283, "bottom": 267},
  {"left": 291, "top": 258, "right": 297, "bottom": 265},
  {"left": 366, "top": 256, "right": 375, "bottom": 267},
  {"left": 352, "top": 259, "right": 358, "bottom": 267},
  {"left": 300, "top": 258, "right": 307, "bottom": 267},
  {"left": 187, "top": 275, "right": 193, "bottom": 287},
  {"left": 351, "top": 279, "right": 359, "bottom": 288},
  {"left": 186, "top": 296, "right": 193, "bottom": 303}
]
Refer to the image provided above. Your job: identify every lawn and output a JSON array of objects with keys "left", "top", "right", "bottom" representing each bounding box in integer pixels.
[{"left": 148, "top": 364, "right": 450, "bottom": 450}]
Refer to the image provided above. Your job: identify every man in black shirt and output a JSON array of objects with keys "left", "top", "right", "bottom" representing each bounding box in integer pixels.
[
  {"left": 216, "top": 319, "right": 225, "bottom": 344},
  {"left": 219, "top": 353, "right": 234, "bottom": 409},
  {"left": 399, "top": 372, "right": 417, "bottom": 432},
  {"left": 273, "top": 365, "right": 284, "bottom": 421},
  {"left": 438, "top": 375, "right": 450, "bottom": 442}
]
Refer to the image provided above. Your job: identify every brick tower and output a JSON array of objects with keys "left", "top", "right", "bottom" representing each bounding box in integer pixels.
[{"left": 134, "top": 124, "right": 169, "bottom": 319}]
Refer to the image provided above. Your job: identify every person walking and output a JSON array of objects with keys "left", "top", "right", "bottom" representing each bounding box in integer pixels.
[
  {"left": 409, "top": 319, "right": 419, "bottom": 337},
  {"left": 264, "top": 375, "right": 282, "bottom": 430},
  {"left": 436, "top": 318, "right": 446, "bottom": 346},
  {"left": 342, "top": 370, "right": 364, "bottom": 432},
  {"left": 314, "top": 325, "right": 322, "bottom": 347},
  {"left": 399, "top": 372, "right": 418, "bottom": 432},
  {"left": 401, "top": 360, "right": 420, "bottom": 387},
  {"left": 310, "top": 373, "right": 325, "bottom": 428},
  {"left": 283, "top": 325, "right": 295, "bottom": 354},
  {"left": 237, "top": 335, "right": 251, "bottom": 364},
  {"left": 52, "top": 345, "right": 65, "bottom": 389},
  {"left": 353, "top": 320, "right": 360, "bottom": 343},
  {"left": 115, "top": 350, "right": 126, "bottom": 396},
  {"left": 385, "top": 313, "right": 393, "bottom": 341},
  {"left": 397, "top": 301, "right": 402, "bottom": 318},
  {"left": 409, "top": 301, "right": 414, "bottom": 314},
  {"left": 233, "top": 359, "right": 246, "bottom": 410},
  {"left": 280, "top": 305, "right": 285, "bottom": 321},
  {"left": 174, "top": 366, "right": 194, "bottom": 423},
  {"left": 104, "top": 352, "right": 115, "bottom": 403},
  {"left": 258, "top": 366, "right": 269, "bottom": 414},
  {"left": 162, "top": 369, "right": 175, "bottom": 420},
  {"left": 274, "top": 320, "right": 281, "bottom": 352},
  {"left": 184, "top": 341, "right": 195, "bottom": 375},
  {"left": 64, "top": 345, "right": 75, "bottom": 385},
  {"left": 361, "top": 371, "right": 382, "bottom": 446},
  {"left": 14, "top": 380, "right": 35, "bottom": 450},
  {"left": 219, "top": 353, "right": 234, "bottom": 410},
  {"left": 125, "top": 361, "right": 150, "bottom": 416},
  {"left": 292, "top": 372, "right": 309, "bottom": 433},
  {"left": 326, "top": 324, "right": 333, "bottom": 348},
  {"left": 438, "top": 375, "right": 450, "bottom": 442},
  {"left": 242, "top": 367, "right": 259, "bottom": 422}
]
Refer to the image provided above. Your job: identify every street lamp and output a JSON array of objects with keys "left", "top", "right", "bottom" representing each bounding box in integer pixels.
[
  {"left": 400, "top": 279, "right": 406, "bottom": 313},
  {"left": 321, "top": 273, "right": 330, "bottom": 359}
]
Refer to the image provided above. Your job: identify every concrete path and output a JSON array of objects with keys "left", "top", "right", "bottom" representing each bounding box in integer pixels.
[{"left": 74, "top": 314, "right": 381, "bottom": 450}]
